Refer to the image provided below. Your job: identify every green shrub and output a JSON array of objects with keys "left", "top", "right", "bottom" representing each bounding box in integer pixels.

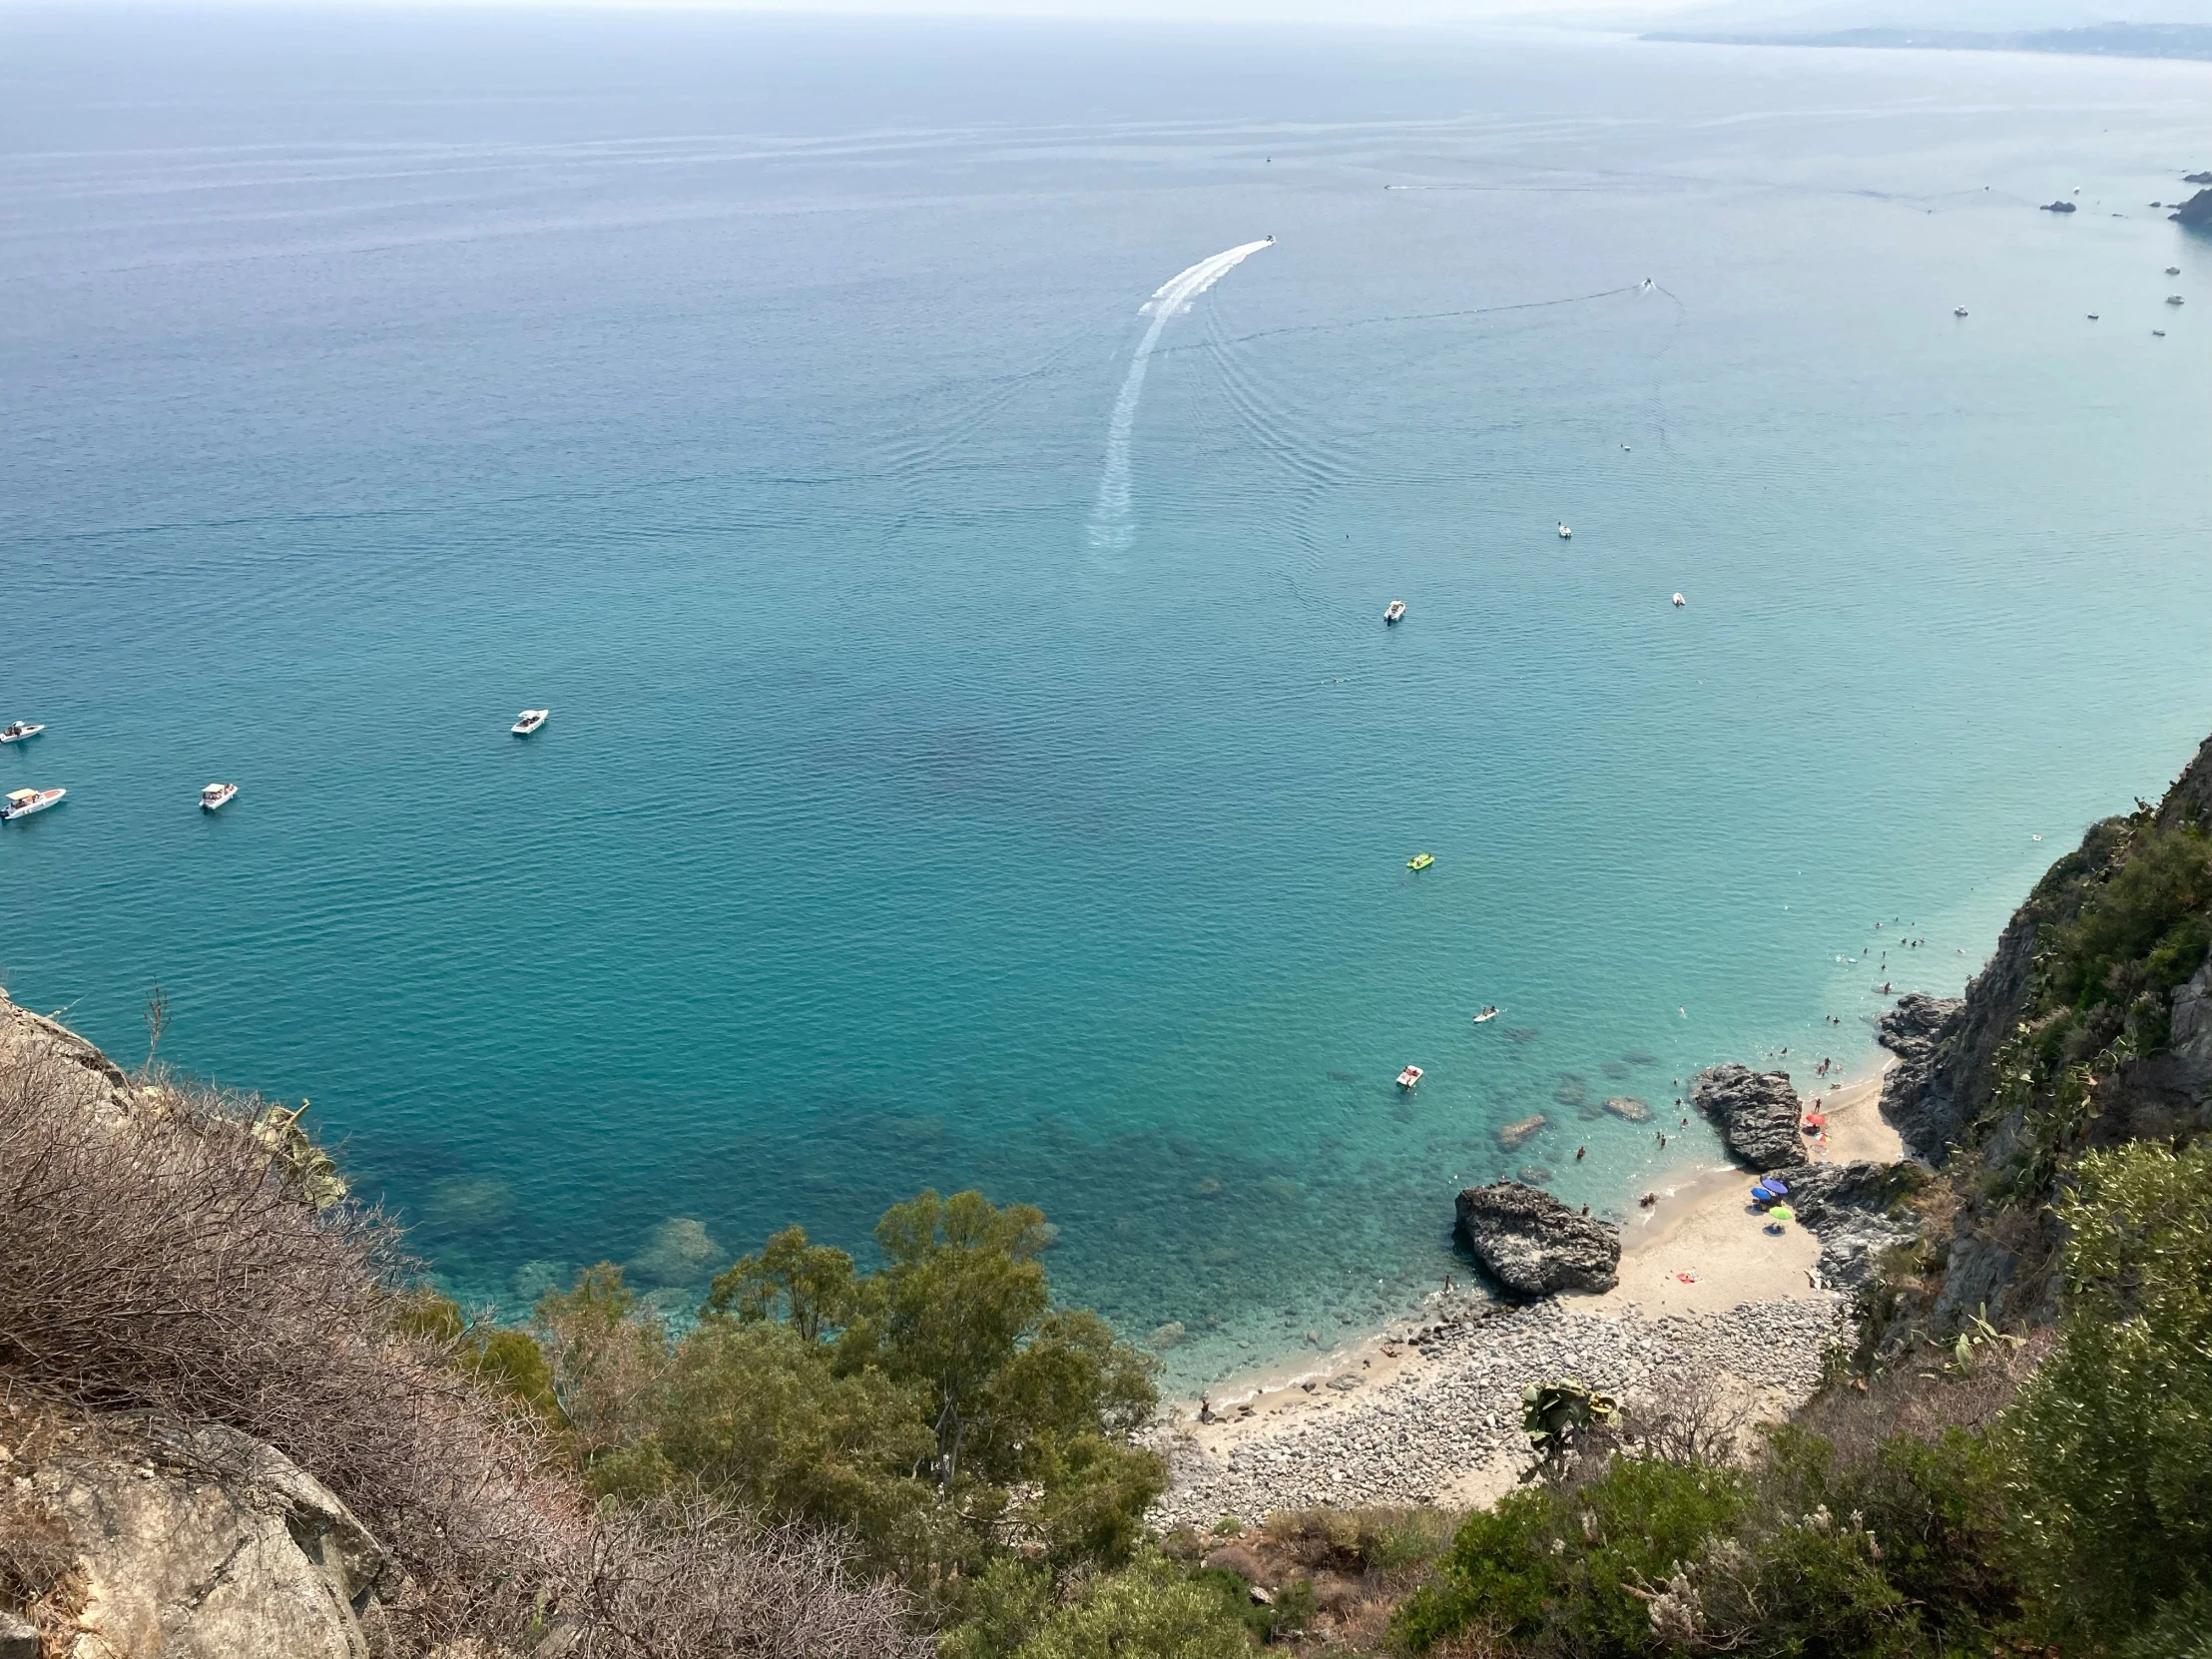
[
  {"left": 1391, "top": 1459, "right": 1746, "bottom": 1654},
  {"left": 523, "top": 1191, "right": 1165, "bottom": 1598},
  {"left": 2002, "top": 1141, "right": 2212, "bottom": 1644},
  {"left": 1008, "top": 1551, "right": 1254, "bottom": 1659},
  {"left": 600, "top": 1316, "right": 938, "bottom": 1565},
  {"left": 390, "top": 1291, "right": 563, "bottom": 1423},
  {"left": 1763, "top": 1424, "right": 2019, "bottom": 1645}
]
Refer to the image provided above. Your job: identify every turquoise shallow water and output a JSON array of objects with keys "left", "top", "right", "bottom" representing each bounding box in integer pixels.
[{"left": 3, "top": 11, "right": 2210, "bottom": 1382}]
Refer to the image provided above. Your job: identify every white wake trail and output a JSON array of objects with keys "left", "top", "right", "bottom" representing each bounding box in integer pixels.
[{"left": 1089, "top": 239, "right": 1274, "bottom": 555}]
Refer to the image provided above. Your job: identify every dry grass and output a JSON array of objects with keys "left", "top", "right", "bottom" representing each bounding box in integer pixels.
[
  {"left": 0, "top": 1020, "right": 922, "bottom": 1659},
  {"left": 575, "top": 1495, "right": 920, "bottom": 1659}
]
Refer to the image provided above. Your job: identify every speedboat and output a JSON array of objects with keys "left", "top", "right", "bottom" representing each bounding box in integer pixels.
[
  {"left": 512, "top": 709, "right": 550, "bottom": 736},
  {"left": 0, "top": 722, "right": 43, "bottom": 743},
  {"left": 1472, "top": 1005, "right": 1500, "bottom": 1023},
  {"left": 1, "top": 788, "right": 64, "bottom": 822},
  {"left": 1953, "top": 305, "right": 1968, "bottom": 317},
  {"left": 200, "top": 783, "right": 238, "bottom": 812},
  {"left": 1556, "top": 522, "right": 1572, "bottom": 539},
  {"left": 1407, "top": 851, "right": 1433, "bottom": 870},
  {"left": 2169, "top": 295, "right": 2187, "bottom": 305},
  {"left": 1395, "top": 1065, "right": 1423, "bottom": 1089},
  {"left": 2169, "top": 267, "right": 2183, "bottom": 276},
  {"left": 2154, "top": 329, "right": 2167, "bottom": 337},
  {"left": 1383, "top": 599, "right": 1406, "bottom": 625},
  {"left": 2086, "top": 313, "right": 2099, "bottom": 320},
  {"left": 1671, "top": 593, "right": 1686, "bottom": 608}
]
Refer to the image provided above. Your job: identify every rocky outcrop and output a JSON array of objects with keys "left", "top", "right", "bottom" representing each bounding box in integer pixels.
[
  {"left": 1786, "top": 1161, "right": 1923, "bottom": 1296},
  {"left": 1876, "top": 993, "right": 1965, "bottom": 1160},
  {"left": 1690, "top": 1065, "right": 1808, "bottom": 1170},
  {"left": 2040, "top": 199, "right": 2078, "bottom": 212},
  {"left": 1454, "top": 1181, "right": 1620, "bottom": 1298},
  {"left": 1879, "top": 907, "right": 2039, "bottom": 1166},
  {"left": 2171, "top": 188, "right": 2212, "bottom": 225},
  {"left": 9, "top": 1416, "right": 389, "bottom": 1659}
]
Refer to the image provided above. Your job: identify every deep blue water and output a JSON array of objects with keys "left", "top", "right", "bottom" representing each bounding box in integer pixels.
[{"left": 4, "top": 8, "right": 2209, "bottom": 1381}]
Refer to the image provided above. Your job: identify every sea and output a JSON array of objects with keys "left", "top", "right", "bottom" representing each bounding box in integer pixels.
[{"left": 3, "top": 7, "right": 2209, "bottom": 1384}]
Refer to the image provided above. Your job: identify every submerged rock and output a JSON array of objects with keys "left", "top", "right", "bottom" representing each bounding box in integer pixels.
[
  {"left": 1454, "top": 1180, "right": 1620, "bottom": 1298},
  {"left": 1496, "top": 1114, "right": 1548, "bottom": 1150},
  {"left": 1602, "top": 1095, "right": 1652, "bottom": 1123},
  {"left": 1691, "top": 1064, "right": 1809, "bottom": 1170}
]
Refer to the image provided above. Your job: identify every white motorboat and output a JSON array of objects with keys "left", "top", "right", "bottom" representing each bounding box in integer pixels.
[
  {"left": 512, "top": 709, "right": 550, "bottom": 736},
  {"left": 1953, "top": 306, "right": 1968, "bottom": 317},
  {"left": 1383, "top": 599, "right": 1406, "bottom": 625},
  {"left": 1395, "top": 1065, "right": 1423, "bottom": 1089},
  {"left": 0, "top": 722, "right": 43, "bottom": 744},
  {"left": 200, "top": 783, "right": 238, "bottom": 813},
  {"left": 1, "top": 788, "right": 64, "bottom": 822},
  {"left": 1671, "top": 593, "right": 1686, "bottom": 607},
  {"left": 1472, "top": 1006, "right": 1500, "bottom": 1023},
  {"left": 1556, "top": 522, "right": 1572, "bottom": 539},
  {"left": 2168, "top": 295, "right": 2187, "bottom": 305}
]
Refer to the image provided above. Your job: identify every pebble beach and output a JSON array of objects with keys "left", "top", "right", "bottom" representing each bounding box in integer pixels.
[{"left": 1150, "top": 1070, "right": 1901, "bottom": 1526}]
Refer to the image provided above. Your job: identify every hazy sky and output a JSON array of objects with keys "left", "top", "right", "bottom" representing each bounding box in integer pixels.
[{"left": 26, "top": 0, "right": 2212, "bottom": 37}]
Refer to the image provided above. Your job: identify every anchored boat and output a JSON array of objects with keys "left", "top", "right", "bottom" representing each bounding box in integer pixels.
[
  {"left": 200, "top": 783, "right": 238, "bottom": 813},
  {"left": 1383, "top": 600, "right": 1406, "bottom": 625},
  {"left": 1407, "top": 851, "right": 1433, "bottom": 870},
  {"left": 1395, "top": 1065, "right": 1423, "bottom": 1089},
  {"left": 512, "top": 709, "right": 550, "bottom": 736},
  {"left": 2, "top": 788, "right": 64, "bottom": 822},
  {"left": 0, "top": 722, "right": 42, "bottom": 744}
]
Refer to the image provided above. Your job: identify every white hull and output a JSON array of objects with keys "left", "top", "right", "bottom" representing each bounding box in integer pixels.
[
  {"left": 0, "top": 725, "right": 42, "bottom": 744},
  {"left": 512, "top": 709, "right": 550, "bottom": 736},
  {"left": 2, "top": 789, "right": 64, "bottom": 822},
  {"left": 201, "top": 785, "right": 238, "bottom": 812}
]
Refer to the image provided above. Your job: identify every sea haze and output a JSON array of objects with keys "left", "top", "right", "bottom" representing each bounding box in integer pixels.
[{"left": 3, "top": 9, "right": 2208, "bottom": 1382}]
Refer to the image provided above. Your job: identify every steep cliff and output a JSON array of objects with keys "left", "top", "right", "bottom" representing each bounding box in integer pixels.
[{"left": 1869, "top": 731, "right": 2212, "bottom": 1342}]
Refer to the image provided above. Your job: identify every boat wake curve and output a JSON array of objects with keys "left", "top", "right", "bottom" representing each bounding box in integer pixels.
[{"left": 1088, "top": 239, "right": 1274, "bottom": 557}]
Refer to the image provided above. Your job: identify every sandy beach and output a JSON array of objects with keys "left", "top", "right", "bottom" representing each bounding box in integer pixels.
[{"left": 1150, "top": 1067, "right": 1903, "bottom": 1526}]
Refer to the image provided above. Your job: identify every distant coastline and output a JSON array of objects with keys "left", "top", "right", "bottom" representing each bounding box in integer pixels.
[{"left": 1643, "top": 21, "right": 2212, "bottom": 62}]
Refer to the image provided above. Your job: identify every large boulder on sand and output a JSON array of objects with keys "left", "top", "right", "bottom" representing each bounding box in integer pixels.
[
  {"left": 1454, "top": 1181, "right": 1620, "bottom": 1298},
  {"left": 1691, "top": 1064, "right": 1809, "bottom": 1171}
]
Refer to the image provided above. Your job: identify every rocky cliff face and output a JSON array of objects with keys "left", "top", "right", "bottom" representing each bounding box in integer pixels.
[
  {"left": 1866, "top": 730, "right": 2212, "bottom": 1342},
  {"left": 2, "top": 1407, "right": 394, "bottom": 1659}
]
